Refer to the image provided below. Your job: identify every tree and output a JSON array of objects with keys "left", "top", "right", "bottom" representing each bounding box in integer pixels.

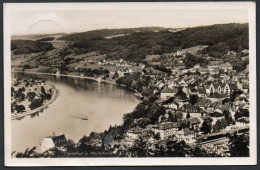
[
  {"left": 15, "top": 91, "right": 25, "bottom": 102},
  {"left": 191, "top": 145, "right": 208, "bottom": 157},
  {"left": 186, "top": 112, "right": 191, "bottom": 119},
  {"left": 77, "top": 135, "right": 93, "bottom": 156},
  {"left": 179, "top": 120, "right": 190, "bottom": 130},
  {"left": 16, "top": 146, "right": 37, "bottom": 158},
  {"left": 15, "top": 105, "right": 25, "bottom": 113},
  {"left": 41, "top": 86, "right": 46, "bottom": 94},
  {"left": 165, "top": 140, "right": 189, "bottom": 157},
  {"left": 229, "top": 133, "right": 249, "bottom": 157},
  {"left": 213, "top": 119, "right": 228, "bottom": 132},
  {"left": 27, "top": 92, "right": 36, "bottom": 101},
  {"left": 189, "top": 94, "right": 199, "bottom": 105},
  {"left": 230, "top": 90, "right": 243, "bottom": 102},
  {"left": 11, "top": 87, "right": 14, "bottom": 97},
  {"left": 129, "top": 136, "right": 148, "bottom": 157},
  {"left": 173, "top": 111, "right": 183, "bottom": 122},
  {"left": 154, "top": 133, "right": 160, "bottom": 140},
  {"left": 29, "top": 98, "right": 43, "bottom": 110},
  {"left": 66, "top": 139, "right": 77, "bottom": 153},
  {"left": 224, "top": 110, "right": 232, "bottom": 125},
  {"left": 201, "top": 118, "right": 212, "bottom": 134},
  {"left": 234, "top": 111, "right": 244, "bottom": 120},
  {"left": 222, "top": 98, "right": 230, "bottom": 105},
  {"left": 235, "top": 109, "right": 249, "bottom": 120}
]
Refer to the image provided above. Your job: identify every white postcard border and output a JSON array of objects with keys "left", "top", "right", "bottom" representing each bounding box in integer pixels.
[{"left": 4, "top": 2, "right": 257, "bottom": 166}]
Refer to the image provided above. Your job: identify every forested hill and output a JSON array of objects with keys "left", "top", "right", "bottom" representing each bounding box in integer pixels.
[
  {"left": 57, "top": 27, "right": 169, "bottom": 41},
  {"left": 11, "top": 40, "right": 54, "bottom": 55},
  {"left": 172, "top": 23, "right": 248, "bottom": 50},
  {"left": 57, "top": 23, "right": 248, "bottom": 62}
]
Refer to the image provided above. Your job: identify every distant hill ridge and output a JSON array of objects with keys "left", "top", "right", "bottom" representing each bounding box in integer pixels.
[
  {"left": 57, "top": 27, "right": 174, "bottom": 41},
  {"left": 59, "top": 23, "right": 248, "bottom": 62}
]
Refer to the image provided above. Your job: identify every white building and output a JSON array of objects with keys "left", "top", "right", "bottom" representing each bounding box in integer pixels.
[{"left": 40, "top": 133, "right": 67, "bottom": 153}]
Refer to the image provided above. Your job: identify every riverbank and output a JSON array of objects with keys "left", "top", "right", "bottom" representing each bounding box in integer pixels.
[
  {"left": 11, "top": 84, "right": 59, "bottom": 120},
  {"left": 12, "top": 70, "right": 143, "bottom": 99}
]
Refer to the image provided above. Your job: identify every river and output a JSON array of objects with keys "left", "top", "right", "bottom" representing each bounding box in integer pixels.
[{"left": 11, "top": 72, "right": 140, "bottom": 153}]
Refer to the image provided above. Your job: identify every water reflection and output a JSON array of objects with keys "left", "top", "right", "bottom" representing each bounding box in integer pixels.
[{"left": 30, "top": 111, "right": 40, "bottom": 118}]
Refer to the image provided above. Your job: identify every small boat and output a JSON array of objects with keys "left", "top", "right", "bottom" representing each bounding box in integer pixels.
[{"left": 70, "top": 115, "right": 88, "bottom": 120}]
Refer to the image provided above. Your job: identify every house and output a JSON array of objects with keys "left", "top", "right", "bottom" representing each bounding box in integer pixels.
[
  {"left": 55, "top": 71, "right": 60, "bottom": 76},
  {"left": 189, "top": 88, "right": 199, "bottom": 95},
  {"left": 219, "top": 62, "right": 233, "bottom": 72},
  {"left": 126, "top": 126, "right": 143, "bottom": 139},
  {"left": 163, "top": 102, "right": 179, "bottom": 110},
  {"left": 198, "top": 68, "right": 209, "bottom": 75},
  {"left": 175, "top": 50, "right": 182, "bottom": 56},
  {"left": 207, "top": 94, "right": 229, "bottom": 103},
  {"left": 209, "top": 68, "right": 219, "bottom": 75},
  {"left": 206, "top": 83, "right": 237, "bottom": 95},
  {"left": 208, "top": 64, "right": 219, "bottom": 70},
  {"left": 148, "top": 122, "right": 179, "bottom": 139},
  {"left": 157, "top": 122, "right": 179, "bottom": 139},
  {"left": 236, "top": 80, "right": 243, "bottom": 90},
  {"left": 167, "top": 80, "right": 178, "bottom": 88},
  {"left": 234, "top": 93, "right": 249, "bottom": 111},
  {"left": 175, "top": 130, "right": 196, "bottom": 143},
  {"left": 155, "top": 80, "right": 165, "bottom": 89},
  {"left": 182, "top": 86, "right": 189, "bottom": 95},
  {"left": 193, "top": 64, "right": 201, "bottom": 70},
  {"left": 209, "top": 113, "right": 225, "bottom": 125},
  {"left": 160, "top": 87, "right": 178, "bottom": 99},
  {"left": 197, "top": 88, "right": 207, "bottom": 98},
  {"left": 40, "top": 133, "right": 67, "bottom": 153},
  {"left": 220, "top": 74, "right": 230, "bottom": 81},
  {"left": 196, "top": 98, "right": 212, "bottom": 111},
  {"left": 227, "top": 51, "right": 237, "bottom": 55},
  {"left": 209, "top": 61, "right": 223, "bottom": 65},
  {"left": 242, "top": 83, "right": 249, "bottom": 93},
  {"left": 174, "top": 95, "right": 189, "bottom": 108},
  {"left": 181, "top": 104, "right": 203, "bottom": 118},
  {"left": 153, "top": 87, "right": 160, "bottom": 94},
  {"left": 188, "top": 117, "right": 201, "bottom": 130},
  {"left": 236, "top": 118, "right": 249, "bottom": 127}
]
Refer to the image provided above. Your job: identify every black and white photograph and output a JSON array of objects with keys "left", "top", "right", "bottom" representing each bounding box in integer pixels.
[{"left": 4, "top": 2, "right": 256, "bottom": 166}]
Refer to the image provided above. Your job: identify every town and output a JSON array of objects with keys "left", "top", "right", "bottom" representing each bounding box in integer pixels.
[{"left": 11, "top": 24, "right": 250, "bottom": 158}]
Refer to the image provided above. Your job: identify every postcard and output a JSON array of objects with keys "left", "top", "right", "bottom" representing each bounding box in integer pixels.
[{"left": 4, "top": 2, "right": 256, "bottom": 166}]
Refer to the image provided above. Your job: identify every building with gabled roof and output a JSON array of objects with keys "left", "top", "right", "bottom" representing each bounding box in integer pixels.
[
  {"left": 160, "top": 86, "right": 178, "bottom": 99},
  {"left": 206, "top": 83, "right": 237, "bottom": 95},
  {"left": 219, "top": 62, "right": 233, "bottom": 72},
  {"left": 176, "top": 130, "right": 196, "bottom": 143},
  {"left": 148, "top": 122, "right": 179, "bottom": 139},
  {"left": 40, "top": 132, "right": 67, "bottom": 153},
  {"left": 181, "top": 104, "right": 203, "bottom": 118}
]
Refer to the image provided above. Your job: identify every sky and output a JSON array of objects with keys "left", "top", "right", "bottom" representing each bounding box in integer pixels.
[{"left": 10, "top": 9, "right": 248, "bottom": 35}]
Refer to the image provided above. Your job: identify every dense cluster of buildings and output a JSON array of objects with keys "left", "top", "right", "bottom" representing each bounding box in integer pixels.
[{"left": 120, "top": 51, "right": 250, "bottom": 154}]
